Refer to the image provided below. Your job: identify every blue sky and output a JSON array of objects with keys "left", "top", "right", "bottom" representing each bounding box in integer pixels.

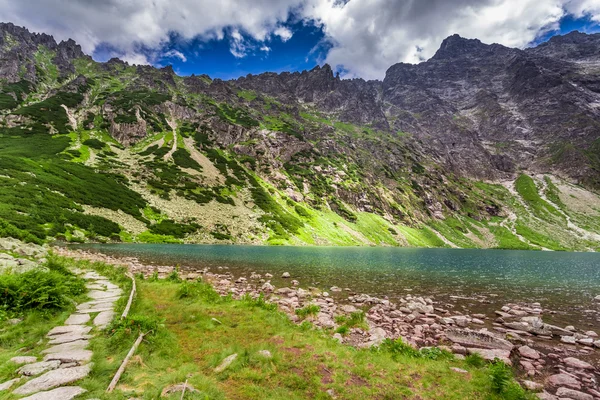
[
  {"left": 110, "top": 15, "right": 600, "bottom": 81},
  {"left": 4, "top": 0, "right": 600, "bottom": 80}
]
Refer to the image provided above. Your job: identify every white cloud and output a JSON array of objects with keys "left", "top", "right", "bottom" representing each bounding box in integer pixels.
[
  {"left": 163, "top": 49, "right": 187, "bottom": 62},
  {"left": 261, "top": 45, "right": 272, "bottom": 52},
  {"left": 274, "top": 26, "right": 294, "bottom": 41},
  {"left": 0, "top": 0, "right": 597, "bottom": 79}
]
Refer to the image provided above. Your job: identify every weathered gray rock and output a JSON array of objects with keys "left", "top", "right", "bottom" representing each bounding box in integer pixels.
[
  {"left": 19, "top": 386, "right": 87, "bottom": 400},
  {"left": 560, "top": 335, "right": 577, "bottom": 344},
  {"left": 215, "top": 354, "right": 238, "bottom": 373},
  {"left": 47, "top": 325, "right": 92, "bottom": 337},
  {"left": 64, "top": 313, "right": 90, "bottom": 325},
  {"left": 12, "top": 364, "right": 92, "bottom": 395},
  {"left": 48, "top": 333, "right": 92, "bottom": 345},
  {"left": 42, "top": 339, "right": 88, "bottom": 354},
  {"left": 161, "top": 383, "right": 200, "bottom": 397},
  {"left": 18, "top": 360, "right": 61, "bottom": 376},
  {"left": 43, "top": 350, "right": 93, "bottom": 364},
  {"left": 447, "top": 328, "right": 514, "bottom": 350},
  {"left": 93, "top": 310, "right": 115, "bottom": 328},
  {"left": 546, "top": 373, "right": 581, "bottom": 390},
  {"left": 10, "top": 356, "right": 38, "bottom": 365},
  {"left": 257, "top": 350, "right": 272, "bottom": 358},
  {"left": 281, "top": 272, "right": 290, "bottom": 278},
  {"left": 0, "top": 377, "right": 22, "bottom": 391},
  {"left": 555, "top": 387, "right": 593, "bottom": 400}
]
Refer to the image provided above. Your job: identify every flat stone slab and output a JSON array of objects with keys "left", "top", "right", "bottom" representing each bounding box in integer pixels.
[
  {"left": 64, "top": 313, "right": 90, "bottom": 325},
  {"left": 563, "top": 357, "right": 595, "bottom": 370},
  {"left": 43, "top": 350, "right": 92, "bottom": 364},
  {"left": 48, "top": 333, "right": 92, "bottom": 345},
  {"left": 76, "top": 306, "right": 114, "bottom": 314},
  {"left": 88, "top": 289, "right": 122, "bottom": 300},
  {"left": 93, "top": 310, "right": 115, "bottom": 328},
  {"left": 42, "top": 339, "right": 88, "bottom": 354},
  {"left": 18, "top": 360, "right": 61, "bottom": 376},
  {"left": 47, "top": 325, "right": 92, "bottom": 337},
  {"left": 546, "top": 373, "right": 581, "bottom": 390},
  {"left": 555, "top": 387, "right": 593, "bottom": 400},
  {"left": 10, "top": 356, "right": 38, "bottom": 365},
  {"left": 0, "top": 377, "right": 22, "bottom": 391},
  {"left": 19, "top": 386, "right": 87, "bottom": 400},
  {"left": 77, "top": 300, "right": 116, "bottom": 311},
  {"left": 447, "top": 328, "right": 514, "bottom": 351},
  {"left": 12, "top": 364, "right": 92, "bottom": 395}
]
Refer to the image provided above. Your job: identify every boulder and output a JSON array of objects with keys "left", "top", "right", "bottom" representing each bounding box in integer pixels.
[
  {"left": 555, "top": 387, "right": 593, "bottom": 400},
  {"left": 466, "top": 348, "right": 512, "bottom": 365},
  {"left": 518, "top": 345, "right": 541, "bottom": 360},
  {"left": 562, "top": 357, "right": 594, "bottom": 370},
  {"left": 560, "top": 335, "right": 577, "bottom": 344},
  {"left": 546, "top": 373, "right": 581, "bottom": 390},
  {"left": 446, "top": 328, "right": 514, "bottom": 350},
  {"left": 281, "top": 272, "right": 291, "bottom": 278},
  {"left": 521, "top": 380, "right": 543, "bottom": 391}
]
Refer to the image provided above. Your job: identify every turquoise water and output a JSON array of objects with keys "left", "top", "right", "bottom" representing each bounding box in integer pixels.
[{"left": 71, "top": 244, "right": 600, "bottom": 329}]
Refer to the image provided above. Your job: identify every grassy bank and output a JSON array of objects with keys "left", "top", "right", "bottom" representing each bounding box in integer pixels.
[{"left": 1, "top": 256, "right": 534, "bottom": 399}]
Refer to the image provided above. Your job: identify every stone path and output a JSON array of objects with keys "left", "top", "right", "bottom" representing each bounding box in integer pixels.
[{"left": 1, "top": 270, "right": 122, "bottom": 399}]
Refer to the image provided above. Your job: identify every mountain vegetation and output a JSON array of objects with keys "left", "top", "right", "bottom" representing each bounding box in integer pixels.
[{"left": 0, "top": 22, "right": 599, "bottom": 250}]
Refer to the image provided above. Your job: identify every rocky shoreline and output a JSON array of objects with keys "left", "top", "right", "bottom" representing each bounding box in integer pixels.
[{"left": 54, "top": 247, "right": 600, "bottom": 399}]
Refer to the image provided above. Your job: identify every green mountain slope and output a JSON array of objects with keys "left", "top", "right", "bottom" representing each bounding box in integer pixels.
[{"left": 0, "top": 24, "right": 599, "bottom": 250}]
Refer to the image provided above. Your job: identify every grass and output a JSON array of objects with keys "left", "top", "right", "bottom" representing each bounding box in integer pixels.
[
  {"left": 0, "top": 255, "right": 534, "bottom": 399},
  {"left": 515, "top": 174, "right": 564, "bottom": 223}
]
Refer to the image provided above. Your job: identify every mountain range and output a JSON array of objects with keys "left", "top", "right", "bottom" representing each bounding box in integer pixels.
[{"left": 0, "top": 22, "right": 599, "bottom": 250}]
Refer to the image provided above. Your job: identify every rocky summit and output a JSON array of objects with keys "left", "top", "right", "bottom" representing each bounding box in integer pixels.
[{"left": 0, "top": 22, "right": 599, "bottom": 249}]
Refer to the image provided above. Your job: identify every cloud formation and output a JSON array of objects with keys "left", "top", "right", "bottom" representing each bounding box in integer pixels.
[{"left": 0, "top": 0, "right": 598, "bottom": 78}]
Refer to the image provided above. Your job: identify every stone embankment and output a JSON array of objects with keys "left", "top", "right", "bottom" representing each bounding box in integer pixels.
[{"left": 54, "top": 248, "right": 600, "bottom": 399}]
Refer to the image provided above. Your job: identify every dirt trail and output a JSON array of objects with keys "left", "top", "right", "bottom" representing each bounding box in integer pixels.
[
  {"left": 163, "top": 118, "right": 178, "bottom": 162},
  {"left": 61, "top": 104, "right": 78, "bottom": 131}
]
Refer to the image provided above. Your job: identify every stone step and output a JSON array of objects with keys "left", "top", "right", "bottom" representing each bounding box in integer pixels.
[
  {"left": 42, "top": 340, "right": 89, "bottom": 354},
  {"left": 64, "top": 313, "right": 90, "bottom": 325},
  {"left": 48, "top": 333, "right": 92, "bottom": 345},
  {"left": 93, "top": 310, "right": 115, "bottom": 328},
  {"left": 18, "top": 360, "right": 61, "bottom": 376},
  {"left": 43, "top": 350, "right": 92, "bottom": 364},
  {"left": 12, "top": 364, "right": 92, "bottom": 395},
  {"left": 19, "top": 386, "right": 87, "bottom": 400},
  {"left": 47, "top": 325, "right": 92, "bottom": 337}
]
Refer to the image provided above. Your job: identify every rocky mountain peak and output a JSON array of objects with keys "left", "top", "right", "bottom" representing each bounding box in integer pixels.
[{"left": 431, "top": 34, "right": 490, "bottom": 60}]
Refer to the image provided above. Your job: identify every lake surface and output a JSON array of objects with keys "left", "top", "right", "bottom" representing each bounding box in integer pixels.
[{"left": 70, "top": 244, "right": 600, "bottom": 330}]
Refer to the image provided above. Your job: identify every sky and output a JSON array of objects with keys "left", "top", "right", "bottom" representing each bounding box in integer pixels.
[{"left": 0, "top": 0, "right": 599, "bottom": 80}]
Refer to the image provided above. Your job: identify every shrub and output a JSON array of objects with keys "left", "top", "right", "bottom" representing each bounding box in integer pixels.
[
  {"left": 176, "top": 280, "right": 222, "bottom": 303},
  {"left": 242, "top": 293, "right": 277, "bottom": 311},
  {"left": 149, "top": 220, "right": 200, "bottom": 238},
  {"left": 465, "top": 353, "right": 486, "bottom": 368},
  {"left": 82, "top": 138, "right": 105, "bottom": 150}
]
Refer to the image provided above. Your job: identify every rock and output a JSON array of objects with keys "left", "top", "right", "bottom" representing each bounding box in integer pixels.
[
  {"left": 10, "top": 356, "right": 38, "bottom": 365},
  {"left": 577, "top": 337, "right": 594, "bottom": 346},
  {"left": 562, "top": 357, "right": 594, "bottom": 370},
  {"left": 265, "top": 273, "right": 273, "bottom": 278},
  {"left": 518, "top": 345, "right": 541, "bottom": 360},
  {"left": 546, "top": 373, "right": 581, "bottom": 390},
  {"left": 18, "top": 360, "right": 61, "bottom": 376},
  {"left": 43, "top": 350, "right": 93, "bottom": 364},
  {"left": 555, "top": 387, "right": 593, "bottom": 400},
  {"left": 215, "top": 354, "right": 238, "bottom": 373},
  {"left": 281, "top": 272, "right": 290, "bottom": 278},
  {"left": 565, "top": 325, "right": 576, "bottom": 331},
  {"left": 594, "top": 295, "right": 600, "bottom": 301},
  {"left": 584, "top": 330, "right": 597, "bottom": 337},
  {"left": 450, "top": 367, "right": 469, "bottom": 374},
  {"left": 257, "top": 350, "right": 272, "bottom": 359},
  {"left": 453, "top": 316, "right": 469, "bottom": 327},
  {"left": 93, "top": 310, "right": 115, "bottom": 328},
  {"left": 446, "top": 328, "right": 514, "bottom": 350},
  {"left": 47, "top": 325, "right": 92, "bottom": 336},
  {"left": 341, "top": 304, "right": 358, "bottom": 313},
  {"left": 561, "top": 335, "right": 577, "bottom": 344},
  {"left": 64, "top": 313, "right": 90, "bottom": 325},
  {"left": 261, "top": 282, "right": 274, "bottom": 292},
  {"left": 291, "top": 280, "right": 299, "bottom": 286},
  {"left": 594, "top": 340, "right": 600, "bottom": 348},
  {"left": 161, "top": 383, "right": 200, "bottom": 397},
  {"left": 12, "top": 364, "right": 92, "bottom": 395},
  {"left": 466, "top": 348, "right": 512, "bottom": 365},
  {"left": 522, "top": 380, "right": 544, "bottom": 391},
  {"left": 18, "top": 386, "right": 87, "bottom": 400},
  {"left": 536, "top": 391, "right": 559, "bottom": 400},
  {"left": 48, "top": 333, "right": 92, "bottom": 345},
  {"left": 42, "top": 340, "right": 88, "bottom": 354},
  {"left": 333, "top": 333, "right": 343, "bottom": 343},
  {"left": 0, "top": 377, "right": 22, "bottom": 391},
  {"left": 407, "top": 302, "right": 434, "bottom": 314}
]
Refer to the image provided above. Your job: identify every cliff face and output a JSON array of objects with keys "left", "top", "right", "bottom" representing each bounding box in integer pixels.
[{"left": 0, "top": 22, "right": 599, "bottom": 250}]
